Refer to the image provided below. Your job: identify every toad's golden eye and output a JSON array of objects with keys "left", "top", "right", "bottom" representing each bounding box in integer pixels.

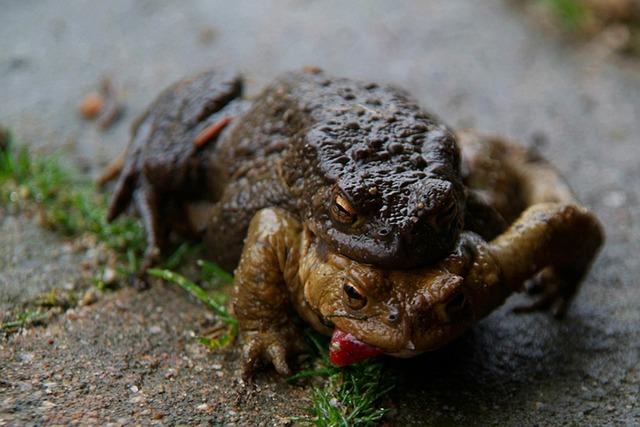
[
  {"left": 343, "top": 282, "right": 367, "bottom": 310},
  {"left": 331, "top": 193, "right": 357, "bottom": 224}
]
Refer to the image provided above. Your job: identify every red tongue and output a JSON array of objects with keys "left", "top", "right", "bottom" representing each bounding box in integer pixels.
[{"left": 329, "top": 329, "right": 384, "bottom": 367}]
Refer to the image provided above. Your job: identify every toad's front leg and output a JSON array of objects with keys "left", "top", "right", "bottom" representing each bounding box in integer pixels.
[
  {"left": 483, "top": 203, "right": 604, "bottom": 317},
  {"left": 232, "top": 208, "right": 308, "bottom": 378}
]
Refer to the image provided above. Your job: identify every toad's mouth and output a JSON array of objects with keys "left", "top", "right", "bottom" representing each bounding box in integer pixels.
[{"left": 329, "top": 329, "right": 384, "bottom": 367}]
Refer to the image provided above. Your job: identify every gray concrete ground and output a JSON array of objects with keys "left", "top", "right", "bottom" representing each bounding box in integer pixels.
[{"left": 1, "top": 0, "right": 639, "bottom": 425}]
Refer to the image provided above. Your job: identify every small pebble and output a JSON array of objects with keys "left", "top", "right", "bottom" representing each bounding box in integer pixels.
[
  {"left": 102, "top": 268, "right": 117, "bottom": 285},
  {"left": 40, "top": 401, "right": 56, "bottom": 409},
  {"left": 80, "top": 289, "right": 99, "bottom": 306},
  {"left": 79, "top": 92, "right": 104, "bottom": 120}
]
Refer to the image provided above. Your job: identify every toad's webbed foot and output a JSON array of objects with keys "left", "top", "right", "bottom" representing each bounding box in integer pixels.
[
  {"left": 231, "top": 208, "right": 308, "bottom": 378},
  {"left": 241, "top": 324, "right": 307, "bottom": 378},
  {"left": 487, "top": 203, "right": 604, "bottom": 317},
  {"left": 515, "top": 268, "right": 577, "bottom": 318},
  {"left": 134, "top": 182, "right": 164, "bottom": 273},
  {"left": 461, "top": 203, "right": 603, "bottom": 322}
]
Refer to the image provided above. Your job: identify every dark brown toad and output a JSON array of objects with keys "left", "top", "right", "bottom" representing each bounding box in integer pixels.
[
  {"left": 104, "top": 69, "right": 603, "bottom": 377},
  {"left": 231, "top": 131, "right": 603, "bottom": 375},
  {"left": 106, "top": 68, "right": 465, "bottom": 271}
]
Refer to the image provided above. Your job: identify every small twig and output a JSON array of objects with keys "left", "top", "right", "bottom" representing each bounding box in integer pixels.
[
  {"left": 96, "top": 77, "right": 124, "bottom": 131},
  {"left": 95, "top": 146, "right": 127, "bottom": 186}
]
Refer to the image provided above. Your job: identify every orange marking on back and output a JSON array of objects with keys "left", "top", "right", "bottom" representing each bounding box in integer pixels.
[{"left": 193, "top": 116, "right": 233, "bottom": 148}]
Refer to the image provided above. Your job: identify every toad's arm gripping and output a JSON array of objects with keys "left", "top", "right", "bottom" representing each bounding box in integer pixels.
[
  {"left": 469, "top": 203, "right": 604, "bottom": 317},
  {"left": 232, "top": 208, "right": 307, "bottom": 377}
]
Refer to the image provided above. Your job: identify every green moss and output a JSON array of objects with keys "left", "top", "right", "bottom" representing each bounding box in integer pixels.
[
  {"left": 0, "top": 134, "right": 147, "bottom": 333},
  {"left": 35, "top": 288, "right": 78, "bottom": 309},
  {"left": 541, "top": 0, "right": 592, "bottom": 32},
  {"left": 307, "top": 362, "right": 391, "bottom": 427},
  {"left": 0, "top": 310, "right": 47, "bottom": 333},
  {"left": 0, "top": 136, "right": 145, "bottom": 278},
  {"left": 0, "top": 138, "right": 145, "bottom": 252}
]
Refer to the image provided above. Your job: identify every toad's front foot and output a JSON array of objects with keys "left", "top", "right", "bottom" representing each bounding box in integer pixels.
[
  {"left": 240, "top": 323, "right": 307, "bottom": 378},
  {"left": 515, "top": 268, "right": 578, "bottom": 318},
  {"left": 489, "top": 203, "right": 603, "bottom": 318}
]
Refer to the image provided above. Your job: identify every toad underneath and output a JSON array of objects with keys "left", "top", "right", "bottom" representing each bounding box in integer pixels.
[{"left": 104, "top": 68, "right": 603, "bottom": 376}]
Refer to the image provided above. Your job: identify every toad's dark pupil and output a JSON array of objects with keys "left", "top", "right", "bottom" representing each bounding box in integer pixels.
[{"left": 343, "top": 283, "right": 364, "bottom": 300}]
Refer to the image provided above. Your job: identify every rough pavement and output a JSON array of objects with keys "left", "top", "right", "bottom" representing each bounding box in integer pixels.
[{"left": 1, "top": 1, "right": 639, "bottom": 425}]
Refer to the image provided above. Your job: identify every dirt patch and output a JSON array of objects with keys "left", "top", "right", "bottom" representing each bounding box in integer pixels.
[{"left": 1, "top": 284, "right": 309, "bottom": 425}]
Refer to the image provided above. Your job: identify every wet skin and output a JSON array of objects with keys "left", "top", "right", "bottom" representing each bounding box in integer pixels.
[
  {"left": 235, "top": 202, "right": 602, "bottom": 376},
  {"left": 105, "top": 69, "right": 604, "bottom": 376},
  {"left": 233, "top": 132, "right": 603, "bottom": 376},
  {"left": 107, "top": 68, "right": 464, "bottom": 271}
]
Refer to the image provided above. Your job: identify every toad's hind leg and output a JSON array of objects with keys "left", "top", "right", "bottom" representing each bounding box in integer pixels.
[
  {"left": 489, "top": 203, "right": 604, "bottom": 317},
  {"left": 105, "top": 70, "right": 244, "bottom": 272},
  {"left": 458, "top": 131, "right": 589, "bottom": 310},
  {"left": 458, "top": 131, "right": 576, "bottom": 226},
  {"left": 500, "top": 139, "right": 590, "bottom": 311},
  {"left": 132, "top": 176, "right": 165, "bottom": 272}
]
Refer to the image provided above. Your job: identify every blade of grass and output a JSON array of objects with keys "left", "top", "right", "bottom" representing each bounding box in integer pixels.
[
  {"left": 147, "top": 268, "right": 237, "bottom": 326},
  {"left": 198, "top": 329, "right": 236, "bottom": 350},
  {"left": 197, "top": 259, "right": 234, "bottom": 284},
  {"left": 164, "top": 242, "right": 203, "bottom": 270},
  {"left": 286, "top": 367, "right": 337, "bottom": 382}
]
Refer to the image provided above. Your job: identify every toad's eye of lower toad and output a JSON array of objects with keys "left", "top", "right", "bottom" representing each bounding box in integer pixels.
[
  {"left": 331, "top": 193, "right": 357, "bottom": 224},
  {"left": 343, "top": 282, "right": 367, "bottom": 310}
]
